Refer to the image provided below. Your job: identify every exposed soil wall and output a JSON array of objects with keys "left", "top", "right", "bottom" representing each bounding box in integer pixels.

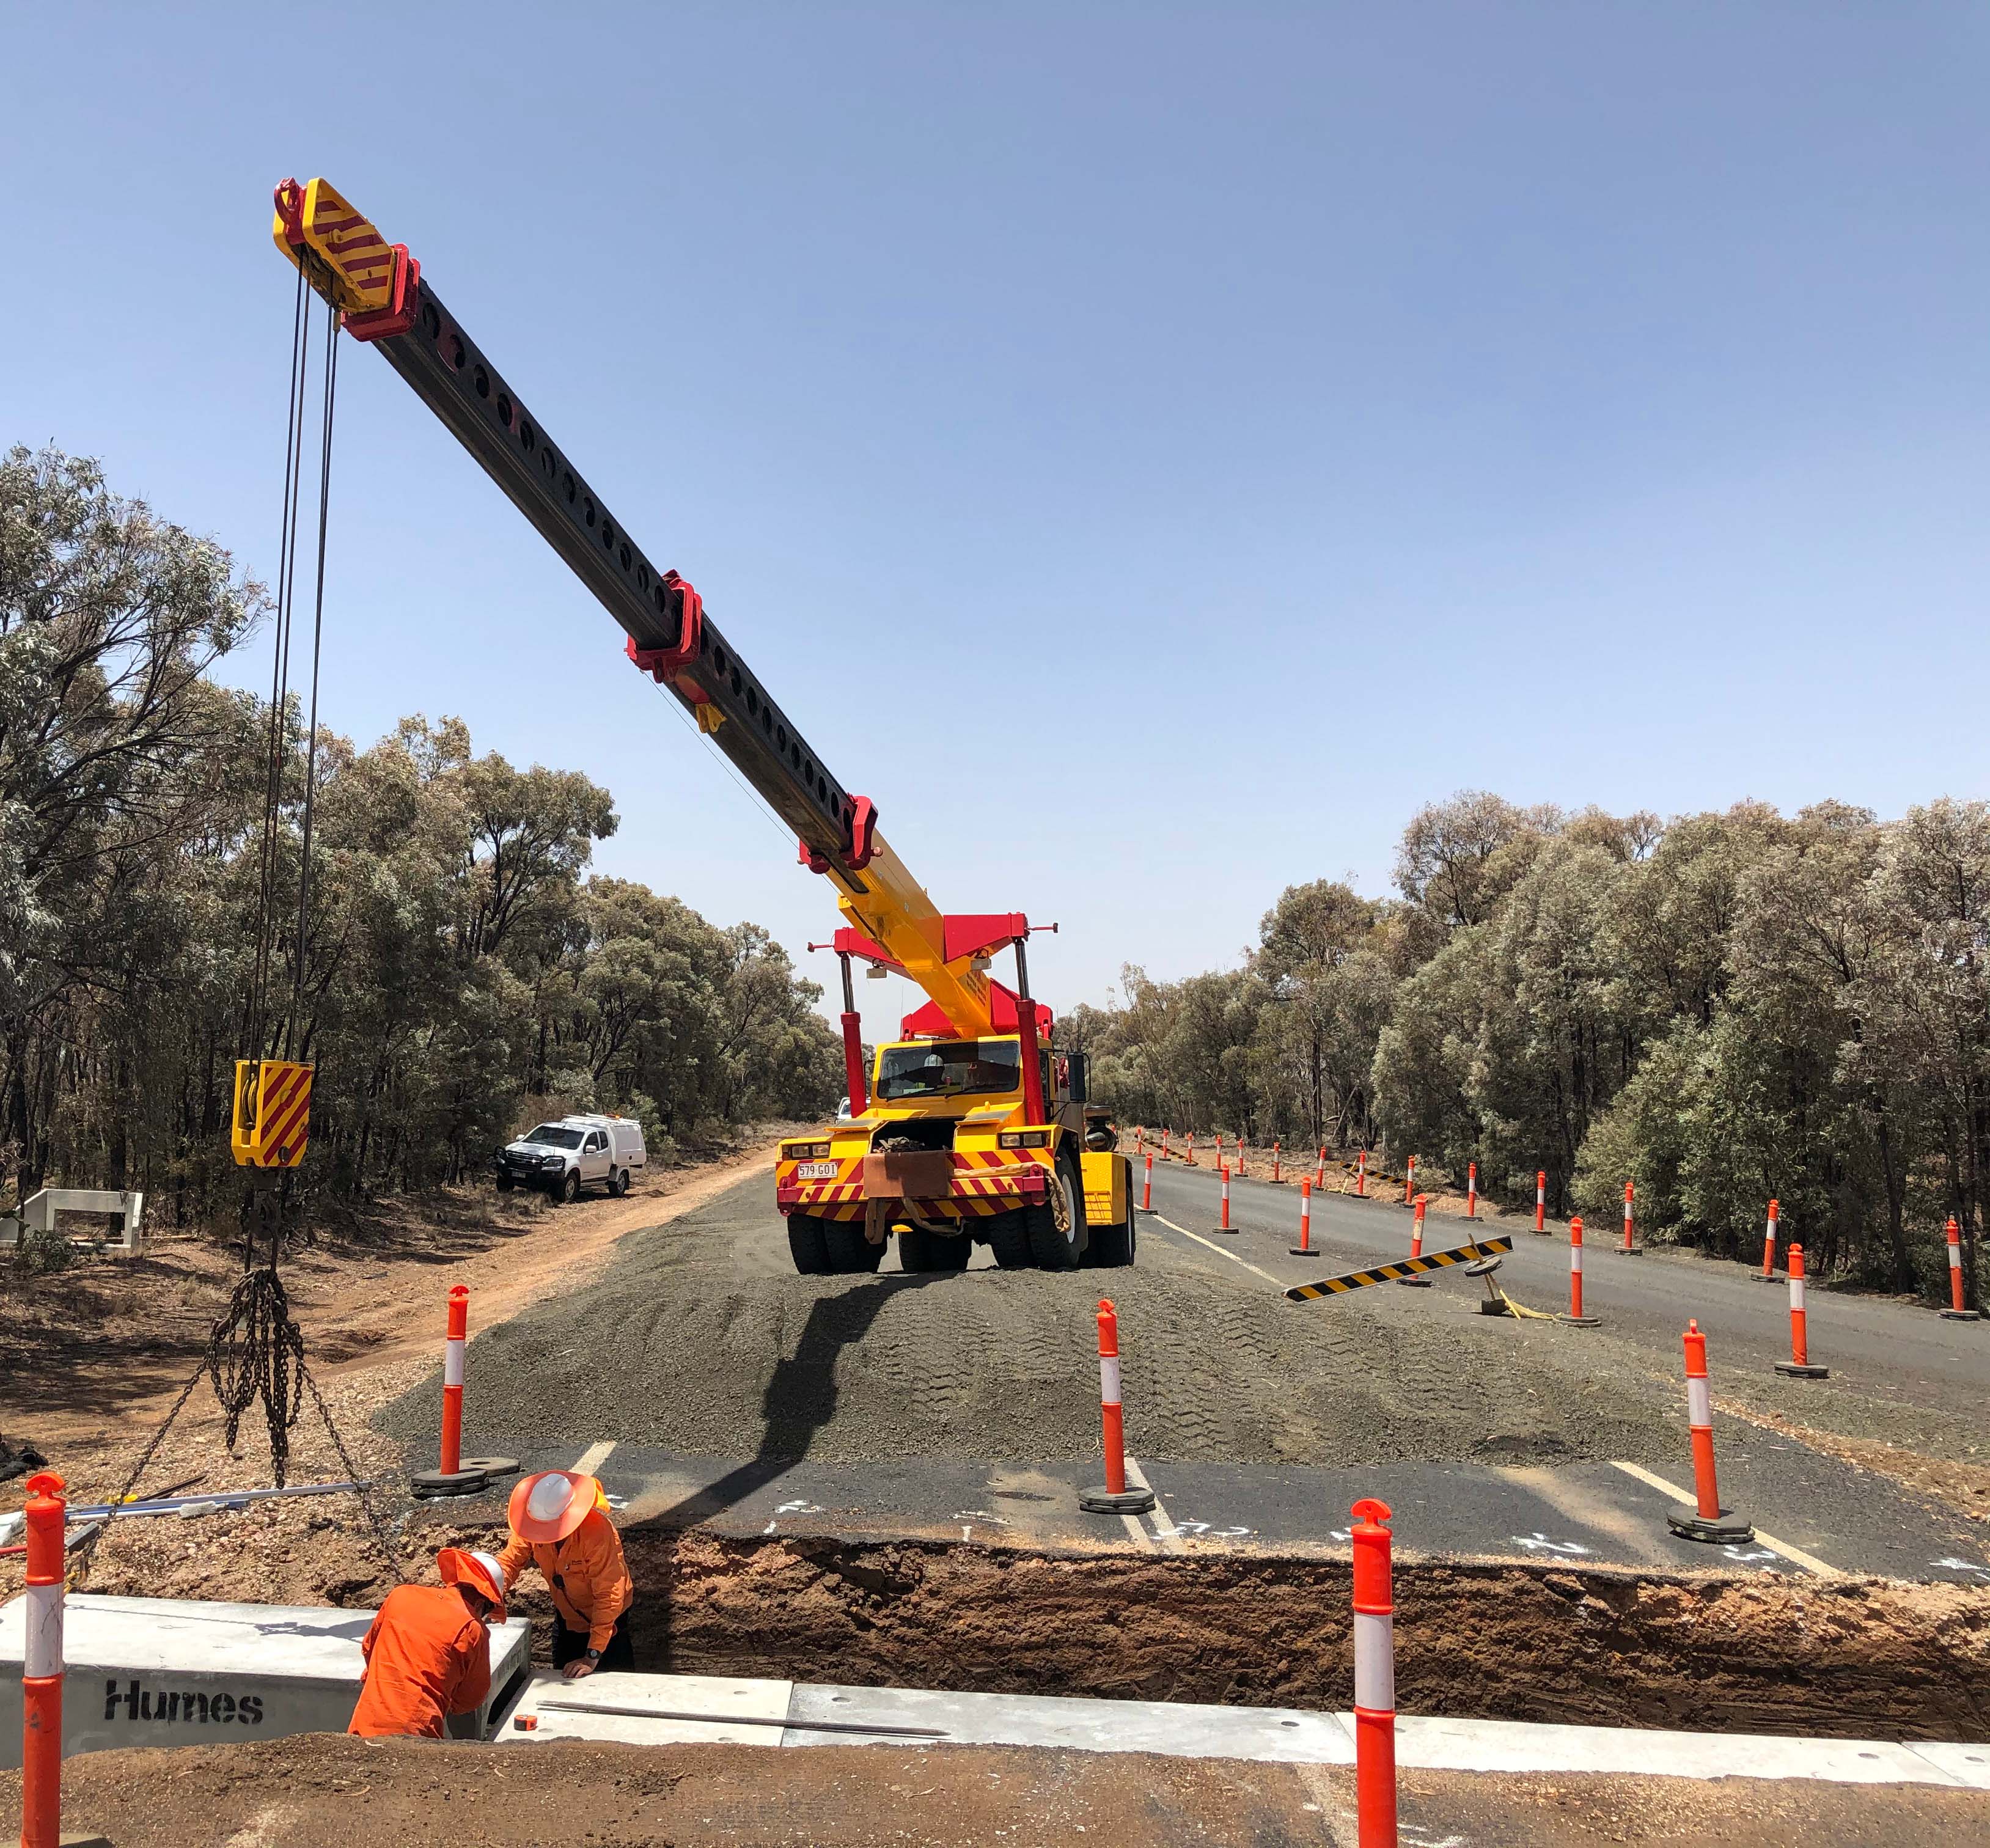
[{"left": 618, "top": 1528, "right": 1990, "bottom": 1740}]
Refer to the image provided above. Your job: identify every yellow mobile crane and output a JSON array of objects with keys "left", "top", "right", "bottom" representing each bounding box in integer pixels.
[{"left": 268, "top": 177, "right": 1136, "bottom": 1275}]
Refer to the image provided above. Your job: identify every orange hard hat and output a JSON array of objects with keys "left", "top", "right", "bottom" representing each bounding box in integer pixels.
[
  {"left": 438, "top": 1546, "right": 508, "bottom": 1623},
  {"left": 508, "top": 1470, "right": 600, "bottom": 1545}
]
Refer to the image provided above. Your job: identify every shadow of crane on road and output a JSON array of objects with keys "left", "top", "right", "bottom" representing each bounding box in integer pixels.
[{"left": 626, "top": 1268, "right": 963, "bottom": 1671}]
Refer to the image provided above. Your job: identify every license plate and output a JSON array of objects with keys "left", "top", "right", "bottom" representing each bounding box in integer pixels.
[{"left": 796, "top": 1160, "right": 838, "bottom": 1180}]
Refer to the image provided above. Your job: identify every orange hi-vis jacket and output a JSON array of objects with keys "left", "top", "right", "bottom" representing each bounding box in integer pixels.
[
  {"left": 498, "top": 1508, "right": 634, "bottom": 1652},
  {"left": 348, "top": 1584, "right": 491, "bottom": 1738}
]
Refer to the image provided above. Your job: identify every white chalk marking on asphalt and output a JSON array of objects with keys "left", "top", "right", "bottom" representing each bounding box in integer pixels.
[
  {"left": 1123, "top": 1454, "right": 1185, "bottom": 1553},
  {"left": 573, "top": 1440, "right": 618, "bottom": 1475},
  {"left": 1608, "top": 1459, "right": 1842, "bottom": 1578},
  {"left": 1150, "top": 1213, "right": 1287, "bottom": 1289}
]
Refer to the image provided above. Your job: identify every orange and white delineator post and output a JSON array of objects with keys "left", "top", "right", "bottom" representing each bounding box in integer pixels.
[
  {"left": 1237, "top": 1137, "right": 1247, "bottom": 1178},
  {"left": 441, "top": 1284, "right": 469, "bottom": 1476},
  {"left": 1398, "top": 1195, "right": 1433, "bottom": 1286},
  {"left": 1160, "top": 1129, "right": 1170, "bottom": 1162},
  {"left": 1291, "top": 1177, "right": 1313, "bottom": 1255},
  {"left": 1272, "top": 1140, "right": 1280, "bottom": 1183},
  {"left": 1618, "top": 1178, "right": 1643, "bottom": 1255},
  {"left": 1535, "top": 1170, "right": 1546, "bottom": 1234},
  {"left": 1466, "top": 1162, "right": 1477, "bottom": 1219},
  {"left": 21, "top": 1470, "right": 65, "bottom": 1848},
  {"left": 1316, "top": 1145, "right": 1327, "bottom": 1189},
  {"left": 1214, "top": 1162, "right": 1235, "bottom": 1233},
  {"left": 1142, "top": 1153, "right": 1153, "bottom": 1212},
  {"left": 1079, "top": 1299, "right": 1156, "bottom": 1515},
  {"left": 1403, "top": 1154, "right": 1415, "bottom": 1205},
  {"left": 1356, "top": 1150, "right": 1367, "bottom": 1197},
  {"left": 1186, "top": 1131, "right": 1196, "bottom": 1167},
  {"left": 1667, "top": 1321, "right": 1753, "bottom": 1543},
  {"left": 1349, "top": 1496, "right": 1398, "bottom": 1848},
  {"left": 1942, "top": 1216, "right": 1981, "bottom": 1321},
  {"left": 1560, "top": 1216, "right": 1599, "bottom": 1323},
  {"left": 1775, "top": 1245, "right": 1829, "bottom": 1378},
  {"left": 1755, "top": 1198, "right": 1780, "bottom": 1281}
]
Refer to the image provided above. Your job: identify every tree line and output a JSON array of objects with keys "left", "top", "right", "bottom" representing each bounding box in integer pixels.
[
  {"left": 1072, "top": 790, "right": 1989, "bottom": 1303},
  {"left": 0, "top": 444, "right": 841, "bottom": 1234}
]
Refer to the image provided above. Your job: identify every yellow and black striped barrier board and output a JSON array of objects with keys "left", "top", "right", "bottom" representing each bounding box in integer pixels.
[{"left": 1285, "top": 1235, "right": 1513, "bottom": 1302}]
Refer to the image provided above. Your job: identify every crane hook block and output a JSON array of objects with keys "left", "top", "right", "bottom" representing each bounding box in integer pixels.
[
  {"left": 231, "top": 1058, "right": 314, "bottom": 1169},
  {"left": 272, "top": 177, "right": 420, "bottom": 341}
]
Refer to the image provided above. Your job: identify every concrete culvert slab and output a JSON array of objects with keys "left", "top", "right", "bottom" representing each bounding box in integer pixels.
[{"left": 377, "top": 1172, "right": 1685, "bottom": 1472}]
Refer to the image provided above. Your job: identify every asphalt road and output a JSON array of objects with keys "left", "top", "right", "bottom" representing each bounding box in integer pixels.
[{"left": 1137, "top": 1157, "right": 1990, "bottom": 1415}]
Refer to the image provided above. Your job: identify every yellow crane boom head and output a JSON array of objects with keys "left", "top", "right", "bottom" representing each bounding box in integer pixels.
[{"left": 272, "top": 177, "right": 420, "bottom": 336}]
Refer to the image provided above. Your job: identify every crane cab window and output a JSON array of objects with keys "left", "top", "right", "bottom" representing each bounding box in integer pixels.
[{"left": 876, "top": 1039, "right": 1022, "bottom": 1100}]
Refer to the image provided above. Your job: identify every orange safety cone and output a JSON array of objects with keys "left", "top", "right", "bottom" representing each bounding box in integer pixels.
[
  {"left": 1667, "top": 1321, "right": 1754, "bottom": 1544},
  {"left": 1079, "top": 1299, "right": 1156, "bottom": 1515},
  {"left": 1755, "top": 1198, "right": 1781, "bottom": 1282},
  {"left": 1349, "top": 1498, "right": 1399, "bottom": 1848},
  {"left": 1942, "top": 1216, "right": 1980, "bottom": 1321},
  {"left": 1398, "top": 1195, "right": 1433, "bottom": 1286},
  {"left": 1291, "top": 1176, "right": 1314, "bottom": 1255},
  {"left": 1559, "top": 1216, "right": 1600, "bottom": 1324},
  {"left": 1775, "top": 1245, "right": 1830, "bottom": 1379}
]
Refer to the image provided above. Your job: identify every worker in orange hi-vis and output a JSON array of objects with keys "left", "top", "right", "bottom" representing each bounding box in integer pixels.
[
  {"left": 348, "top": 1547, "right": 505, "bottom": 1738},
  {"left": 499, "top": 1470, "right": 637, "bottom": 1678}
]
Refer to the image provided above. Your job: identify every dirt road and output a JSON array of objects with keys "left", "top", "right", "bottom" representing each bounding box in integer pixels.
[{"left": 6, "top": 1734, "right": 1984, "bottom": 1847}]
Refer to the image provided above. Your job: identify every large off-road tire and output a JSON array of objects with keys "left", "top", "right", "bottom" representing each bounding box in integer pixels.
[
  {"left": 608, "top": 1167, "right": 630, "bottom": 1198},
  {"left": 982, "top": 1209, "right": 1035, "bottom": 1270},
  {"left": 496, "top": 1174, "right": 514, "bottom": 1194},
  {"left": 556, "top": 1170, "right": 581, "bottom": 1205},
  {"left": 1024, "top": 1151, "right": 1089, "bottom": 1270},
  {"left": 788, "top": 1213, "right": 832, "bottom": 1274},
  {"left": 898, "top": 1226, "right": 971, "bottom": 1273},
  {"left": 1085, "top": 1207, "right": 1137, "bottom": 1268},
  {"left": 824, "top": 1219, "right": 886, "bottom": 1274}
]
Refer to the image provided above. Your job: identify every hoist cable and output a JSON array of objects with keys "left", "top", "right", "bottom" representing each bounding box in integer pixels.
[{"left": 286, "top": 297, "right": 339, "bottom": 1061}]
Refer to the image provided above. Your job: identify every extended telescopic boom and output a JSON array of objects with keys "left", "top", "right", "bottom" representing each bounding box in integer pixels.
[{"left": 271, "top": 176, "right": 1013, "bottom": 1042}]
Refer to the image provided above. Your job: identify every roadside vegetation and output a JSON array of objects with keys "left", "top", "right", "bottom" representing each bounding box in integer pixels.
[
  {"left": 0, "top": 445, "right": 840, "bottom": 1239},
  {"left": 1076, "top": 790, "right": 1990, "bottom": 1300}
]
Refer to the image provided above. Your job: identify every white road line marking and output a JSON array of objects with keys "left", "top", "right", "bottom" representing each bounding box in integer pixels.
[
  {"left": 1150, "top": 1213, "right": 1288, "bottom": 1288},
  {"left": 1123, "top": 1454, "right": 1184, "bottom": 1553},
  {"left": 1609, "top": 1459, "right": 1841, "bottom": 1578},
  {"left": 573, "top": 1440, "right": 618, "bottom": 1475}
]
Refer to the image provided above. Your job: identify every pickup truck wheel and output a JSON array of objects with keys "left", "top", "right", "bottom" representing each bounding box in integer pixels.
[
  {"left": 1024, "top": 1151, "right": 1088, "bottom": 1270},
  {"left": 496, "top": 1174, "right": 513, "bottom": 1194},
  {"left": 788, "top": 1214, "right": 832, "bottom": 1274},
  {"left": 608, "top": 1168, "right": 630, "bottom": 1198},
  {"left": 824, "top": 1219, "right": 886, "bottom": 1274},
  {"left": 898, "top": 1226, "right": 971, "bottom": 1273},
  {"left": 556, "top": 1171, "right": 581, "bottom": 1205}
]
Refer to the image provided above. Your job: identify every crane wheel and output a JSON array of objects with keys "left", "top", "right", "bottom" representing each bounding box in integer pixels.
[
  {"left": 982, "top": 1210, "right": 1035, "bottom": 1270},
  {"left": 898, "top": 1227, "right": 971, "bottom": 1273},
  {"left": 824, "top": 1219, "right": 886, "bottom": 1274},
  {"left": 1024, "top": 1152, "right": 1088, "bottom": 1270},
  {"left": 1084, "top": 1208, "right": 1137, "bottom": 1268},
  {"left": 787, "top": 1215, "right": 832, "bottom": 1274}
]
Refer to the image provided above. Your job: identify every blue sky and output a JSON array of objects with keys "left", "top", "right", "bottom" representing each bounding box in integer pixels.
[{"left": 6, "top": 5, "right": 1988, "bottom": 1021}]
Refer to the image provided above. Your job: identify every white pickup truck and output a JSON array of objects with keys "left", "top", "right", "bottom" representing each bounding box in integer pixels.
[{"left": 494, "top": 1114, "right": 647, "bottom": 1203}]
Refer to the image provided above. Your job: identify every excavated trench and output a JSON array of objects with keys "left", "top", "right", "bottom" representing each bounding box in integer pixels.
[{"left": 595, "top": 1527, "right": 1990, "bottom": 1742}]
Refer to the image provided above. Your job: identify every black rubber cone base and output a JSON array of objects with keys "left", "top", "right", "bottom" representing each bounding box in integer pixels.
[
  {"left": 1753, "top": 1273, "right": 1782, "bottom": 1283},
  {"left": 1614, "top": 1245, "right": 1646, "bottom": 1256},
  {"left": 1288, "top": 1245, "right": 1316, "bottom": 1256},
  {"left": 1775, "top": 1362, "right": 1830, "bottom": 1379},
  {"left": 1079, "top": 1484, "right": 1157, "bottom": 1515},
  {"left": 460, "top": 1455, "right": 523, "bottom": 1477},
  {"left": 1210, "top": 1224, "right": 1239, "bottom": 1235},
  {"left": 1940, "top": 1308, "right": 1983, "bottom": 1322},
  {"left": 1557, "top": 1313, "right": 1603, "bottom": 1326},
  {"left": 1396, "top": 1275, "right": 1433, "bottom": 1287},
  {"left": 409, "top": 1467, "right": 491, "bottom": 1499},
  {"left": 1669, "top": 1508, "right": 1755, "bottom": 1544}
]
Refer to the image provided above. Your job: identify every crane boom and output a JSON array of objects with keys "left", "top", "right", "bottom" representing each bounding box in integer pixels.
[{"left": 272, "top": 176, "right": 1003, "bottom": 1040}]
